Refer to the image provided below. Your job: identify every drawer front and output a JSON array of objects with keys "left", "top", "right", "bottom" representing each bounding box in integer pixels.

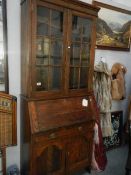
[
  {"left": 33, "top": 121, "right": 95, "bottom": 145},
  {"left": 33, "top": 129, "right": 67, "bottom": 144},
  {"left": 70, "top": 121, "right": 95, "bottom": 135}
]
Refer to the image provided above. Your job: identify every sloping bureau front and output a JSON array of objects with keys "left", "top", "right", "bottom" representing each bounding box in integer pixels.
[
  {"left": 21, "top": 96, "right": 95, "bottom": 175},
  {"left": 28, "top": 97, "right": 95, "bottom": 133}
]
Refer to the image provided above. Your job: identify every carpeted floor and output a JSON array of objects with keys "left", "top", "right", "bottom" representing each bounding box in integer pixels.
[{"left": 74, "top": 144, "right": 128, "bottom": 175}]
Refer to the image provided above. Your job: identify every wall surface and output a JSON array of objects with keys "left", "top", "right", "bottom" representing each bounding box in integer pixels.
[
  {"left": 5, "top": 0, "right": 131, "bottom": 171},
  {"left": 6, "top": 0, "right": 21, "bottom": 170},
  {"left": 95, "top": 50, "right": 131, "bottom": 123},
  {"left": 113, "top": 0, "right": 131, "bottom": 6},
  {"left": 92, "top": 0, "right": 131, "bottom": 123}
]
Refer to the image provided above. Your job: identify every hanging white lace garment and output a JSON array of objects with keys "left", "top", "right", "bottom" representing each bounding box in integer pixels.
[{"left": 93, "top": 61, "right": 112, "bottom": 137}]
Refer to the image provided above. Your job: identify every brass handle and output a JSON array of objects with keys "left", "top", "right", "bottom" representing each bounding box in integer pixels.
[
  {"left": 78, "top": 126, "right": 83, "bottom": 131},
  {"left": 48, "top": 133, "right": 57, "bottom": 139}
]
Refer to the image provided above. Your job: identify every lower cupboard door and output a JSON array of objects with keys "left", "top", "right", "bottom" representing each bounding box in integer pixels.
[
  {"left": 66, "top": 135, "right": 93, "bottom": 173},
  {"left": 31, "top": 143, "right": 65, "bottom": 175}
]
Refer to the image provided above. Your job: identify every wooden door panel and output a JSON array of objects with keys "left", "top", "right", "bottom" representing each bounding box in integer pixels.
[
  {"left": 67, "top": 136, "right": 89, "bottom": 164},
  {"left": 32, "top": 143, "right": 65, "bottom": 175}
]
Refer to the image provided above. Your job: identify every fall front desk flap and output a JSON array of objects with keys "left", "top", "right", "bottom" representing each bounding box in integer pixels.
[{"left": 28, "top": 96, "right": 95, "bottom": 133}]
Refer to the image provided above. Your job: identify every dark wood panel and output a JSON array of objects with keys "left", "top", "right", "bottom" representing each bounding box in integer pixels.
[
  {"left": 31, "top": 141, "right": 65, "bottom": 175},
  {"left": 21, "top": 0, "right": 32, "bottom": 97},
  {"left": 28, "top": 97, "right": 95, "bottom": 133},
  {"left": 21, "top": 0, "right": 98, "bottom": 174},
  {"left": 32, "top": 121, "right": 94, "bottom": 144},
  {"left": 38, "top": 0, "right": 99, "bottom": 16}
]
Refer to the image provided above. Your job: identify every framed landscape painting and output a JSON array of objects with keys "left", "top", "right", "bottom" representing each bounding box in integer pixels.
[{"left": 93, "top": 1, "right": 131, "bottom": 51}]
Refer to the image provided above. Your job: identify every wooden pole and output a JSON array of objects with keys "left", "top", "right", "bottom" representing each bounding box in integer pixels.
[{"left": 1, "top": 147, "right": 6, "bottom": 175}]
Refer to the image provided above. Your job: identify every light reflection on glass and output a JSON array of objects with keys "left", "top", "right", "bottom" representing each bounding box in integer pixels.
[{"left": 0, "top": 0, "right": 5, "bottom": 91}]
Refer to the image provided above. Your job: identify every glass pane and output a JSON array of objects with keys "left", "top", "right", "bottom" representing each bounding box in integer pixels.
[
  {"left": 69, "top": 68, "right": 79, "bottom": 89},
  {"left": 80, "top": 67, "right": 88, "bottom": 88},
  {"left": 72, "top": 16, "right": 81, "bottom": 41},
  {"left": 37, "top": 23, "right": 49, "bottom": 36},
  {"left": 70, "top": 43, "right": 80, "bottom": 66},
  {"left": 37, "top": 6, "right": 49, "bottom": 36},
  {"left": 72, "top": 16, "right": 92, "bottom": 42},
  {"left": 50, "top": 67, "right": 61, "bottom": 90},
  {"left": 50, "top": 40, "right": 63, "bottom": 65},
  {"left": 37, "top": 6, "right": 49, "bottom": 23},
  {"left": 36, "top": 67, "right": 48, "bottom": 91},
  {"left": 51, "top": 10, "right": 63, "bottom": 37},
  {"left": 81, "top": 44, "right": 90, "bottom": 66},
  {"left": 36, "top": 38, "right": 49, "bottom": 57},
  {"left": 82, "top": 18, "right": 92, "bottom": 42},
  {"left": 36, "top": 57, "right": 49, "bottom": 65}
]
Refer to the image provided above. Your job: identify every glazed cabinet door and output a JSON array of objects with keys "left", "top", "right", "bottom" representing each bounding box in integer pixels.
[
  {"left": 68, "top": 11, "right": 96, "bottom": 95},
  {"left": 30, "top": 1, "right": 96, "bottom": 99},
  {"left": 31, "top": 1, "right": 67, "bottom": 98},
  {"left": 31, "top": 142, "right": 65, "bottom": 175}
]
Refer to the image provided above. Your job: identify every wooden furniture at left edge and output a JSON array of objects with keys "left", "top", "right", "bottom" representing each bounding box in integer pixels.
[
  {"left": 20, "top": 0, "right": 99, "bottom": 175},
  {"left": 0, "top": 92, "right": 17, "bottom": 175}
]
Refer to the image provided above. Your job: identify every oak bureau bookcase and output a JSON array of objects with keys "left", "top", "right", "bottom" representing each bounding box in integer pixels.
[{"left": 20, "top": 0, "right": 99, "bottom": 174}]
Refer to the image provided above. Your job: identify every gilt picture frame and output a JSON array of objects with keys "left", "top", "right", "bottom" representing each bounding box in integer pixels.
[{"left": 93, "top": 1, "right": 131, "bottom": 51}]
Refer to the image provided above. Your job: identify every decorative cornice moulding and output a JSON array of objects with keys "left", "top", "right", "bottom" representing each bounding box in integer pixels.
[{"left": 93, "top": 0, "right": 131, "bottom": 12}]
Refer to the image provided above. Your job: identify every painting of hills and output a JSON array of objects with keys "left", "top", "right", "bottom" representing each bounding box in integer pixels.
[{"left": 96, "top": 7, "right": 131, "bottom": 50}]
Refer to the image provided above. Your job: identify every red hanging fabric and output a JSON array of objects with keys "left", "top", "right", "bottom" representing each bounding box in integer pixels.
[{"left": 89, "top": 94, "right": 107, "bottom": 171}]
